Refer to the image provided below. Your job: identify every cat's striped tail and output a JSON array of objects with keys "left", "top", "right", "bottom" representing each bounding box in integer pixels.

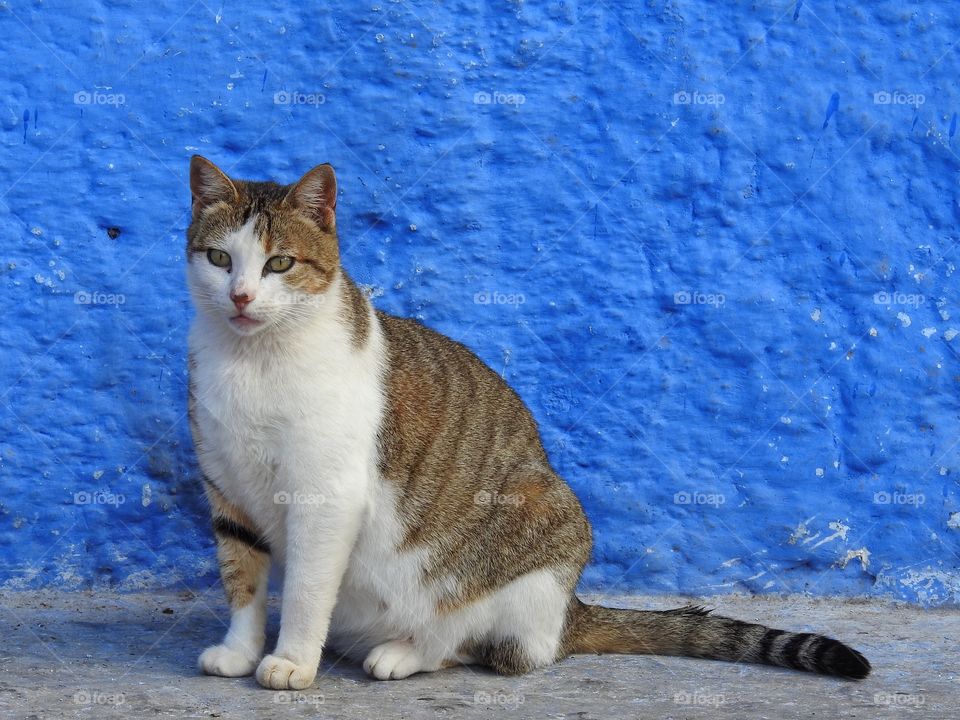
[{"left": 561, "top": 599, "right": 870, "bottom": 679}]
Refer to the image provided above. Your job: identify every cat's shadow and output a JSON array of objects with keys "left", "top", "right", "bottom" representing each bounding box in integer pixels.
[
  {"left": 8, "top": 591, "right": 498, "bottom": 692},
  {"left": 8, "top": 593, "right": 370, "bottom": 686}
]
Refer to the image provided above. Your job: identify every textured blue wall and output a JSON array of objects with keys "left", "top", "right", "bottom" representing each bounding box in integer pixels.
[{"left": 1, "top": 1, "right": 957, "bottom": 605}]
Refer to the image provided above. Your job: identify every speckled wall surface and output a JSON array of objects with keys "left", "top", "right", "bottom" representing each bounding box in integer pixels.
[{"left": 1, "top": 1, "right": 957, "bottom": 604}]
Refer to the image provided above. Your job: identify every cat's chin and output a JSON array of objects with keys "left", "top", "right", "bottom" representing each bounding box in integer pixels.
[{"left": 227, "top": 314, "right": 267, "bottom": 336}]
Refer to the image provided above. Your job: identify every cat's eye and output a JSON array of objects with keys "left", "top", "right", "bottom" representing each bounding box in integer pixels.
[
  {"left": 207, "top": 249, "right": 231, "bottom": 268},
  {"left": 266, "top": 256, "right": 295, "bottom": 273}
]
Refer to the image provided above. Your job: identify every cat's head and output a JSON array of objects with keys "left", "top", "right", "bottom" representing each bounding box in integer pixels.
[{"left": 186, "top": 156, "right": 340, "bottom": 336}]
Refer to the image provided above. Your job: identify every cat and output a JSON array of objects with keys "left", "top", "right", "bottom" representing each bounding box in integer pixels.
[{"left": 185, "top": 155, "right": 871, "bottom": 690}]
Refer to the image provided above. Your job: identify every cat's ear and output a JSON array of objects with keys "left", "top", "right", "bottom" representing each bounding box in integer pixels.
[
  {"left": 285, "top": 164, "right": 337, "bottom": 230},
  {"left": 189, "top": 155, "right": 238, "bottom": 218}
]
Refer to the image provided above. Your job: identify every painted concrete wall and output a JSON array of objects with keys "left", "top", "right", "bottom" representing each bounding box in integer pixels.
[{"left": 0, "top": 1, "right": 957, "bottom": 604}]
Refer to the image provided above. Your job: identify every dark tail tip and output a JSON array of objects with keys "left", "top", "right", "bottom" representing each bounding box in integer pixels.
[{"left": 825, "top": 643, "right": 871, "bottom": 679}]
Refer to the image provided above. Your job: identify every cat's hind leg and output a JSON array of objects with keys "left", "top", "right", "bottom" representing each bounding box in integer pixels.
[
  {"left": 361, "top": 567, "right": 571, "bottom": 680},
  {"left": 466, "top": 567, "right": 571, "bottom": 675},
  {"left": 362, "top": 639, "right": 438, "bottom": 680},
  {"left": 198, "top": 479, "right": 271, "bottom": 677}
]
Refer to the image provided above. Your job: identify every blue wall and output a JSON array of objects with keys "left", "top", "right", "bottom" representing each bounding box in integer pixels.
[{"left": 1, "top": 1, "right": 957, "bottom": 605}]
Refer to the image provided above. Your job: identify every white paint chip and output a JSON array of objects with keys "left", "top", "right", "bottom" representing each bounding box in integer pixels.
[
  {"left": 810, "top": 520, "right": 849, "bottom": 549},
  {"left": 837, "top": 547, "right": 870, "bottom": 571},
  {"left": 788, "top": 516, "right": 816, "bottom": 545},
  {"left": 897, "top": 312, "right": 912, "bottom": 327}
]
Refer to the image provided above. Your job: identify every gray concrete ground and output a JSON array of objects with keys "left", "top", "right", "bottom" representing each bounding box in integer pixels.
[{"left": 0, "top": 590, "right": 953, "bottom": 719}]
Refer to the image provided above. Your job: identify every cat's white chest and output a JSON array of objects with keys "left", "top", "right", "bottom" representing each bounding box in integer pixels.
[{"left": 189, "top": 314, "right": 385, "bottom": 560}]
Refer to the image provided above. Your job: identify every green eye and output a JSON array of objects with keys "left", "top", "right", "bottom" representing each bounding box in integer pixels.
[
  {"left": 266, "top": 256, "right": 295, "bottom": 273},
  {"left": 207, "top": 249, "right": 231, "bottom": 268}
]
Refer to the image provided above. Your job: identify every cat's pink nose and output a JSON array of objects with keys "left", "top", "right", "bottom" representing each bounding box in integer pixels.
[{"left": 230, "top": 290, "right": 254, "bottom": 311}]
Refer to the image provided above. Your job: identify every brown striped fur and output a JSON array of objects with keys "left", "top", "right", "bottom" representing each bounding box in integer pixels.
[
  {"left": 203, "top": 478, "right": 270, "bottom": 608},
  {"left": 376, "top": 313, "right": 591, "bottom": 614}
]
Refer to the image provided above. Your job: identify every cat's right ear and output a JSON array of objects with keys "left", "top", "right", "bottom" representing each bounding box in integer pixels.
[{"left": 190, "top": 155, "right": 238, "bottom": 219}]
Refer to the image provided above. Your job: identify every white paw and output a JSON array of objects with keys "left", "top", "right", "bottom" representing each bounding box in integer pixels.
[
  {"left": 255, "top": 653, "right": 317, "bottom": 690},
  {"left": 198, "top": 644, "right": 259, "bottom": 677},
  {"left": 363, "top": 640, "right": 425, "bottom": 680}
]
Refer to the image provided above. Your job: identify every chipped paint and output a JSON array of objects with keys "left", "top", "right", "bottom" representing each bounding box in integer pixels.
[
  {"left": 810, "top": 521, "right": 850, "bottom": 550},
  {"left": 837, "top": 548, "right": 870, "bottom": 572},
  {"left": 788, "top": 516, "right": 816, "bottom": 545}
]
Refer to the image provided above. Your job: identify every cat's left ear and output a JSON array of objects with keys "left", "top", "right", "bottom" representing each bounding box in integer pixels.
[{"left": 285, "top": 164, "right": 337, "bottom": 230}]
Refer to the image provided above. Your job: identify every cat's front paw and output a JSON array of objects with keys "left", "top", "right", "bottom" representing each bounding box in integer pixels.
[
  {"left": 198, "top": 643, "right": 260, "bottom": 677},
  {"left": 255, "top": 653, "right": 317, "bottom": 690}
]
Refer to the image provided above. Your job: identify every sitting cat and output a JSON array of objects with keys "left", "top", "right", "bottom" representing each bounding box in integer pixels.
[{"left": 186, "top": 156, "right": 870, "bottom": 689}]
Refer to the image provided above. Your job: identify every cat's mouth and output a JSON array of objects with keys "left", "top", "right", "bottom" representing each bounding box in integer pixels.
[{"left": 229, "top": 314, "right": 263, "bottom": 330}]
